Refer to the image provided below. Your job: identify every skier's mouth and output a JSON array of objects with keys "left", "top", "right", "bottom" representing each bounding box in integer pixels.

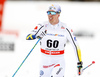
[{"left": 49, "top": 17, "right": 53, "bottom": 21}]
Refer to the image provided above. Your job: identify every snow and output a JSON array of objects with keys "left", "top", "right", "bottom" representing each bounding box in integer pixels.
[{"left": 0, "top": 1, "right": 100, "bottom": 77}]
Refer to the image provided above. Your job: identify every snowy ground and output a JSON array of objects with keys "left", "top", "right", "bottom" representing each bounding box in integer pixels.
[{"left": 0, "top": 1, "right": 100, "bottom": 77}]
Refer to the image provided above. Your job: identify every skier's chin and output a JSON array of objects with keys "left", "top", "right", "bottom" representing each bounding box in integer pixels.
[{"left": 49, "top": 20, "right": 53, "bottom": 24}]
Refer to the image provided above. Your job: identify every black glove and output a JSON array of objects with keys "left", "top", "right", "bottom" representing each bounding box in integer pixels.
[
  {"left": 37, "top": 30, "right": 47, "bottom": 39},
  {"left": 77, "top": 61, "right": 83, "bottom": 75}
]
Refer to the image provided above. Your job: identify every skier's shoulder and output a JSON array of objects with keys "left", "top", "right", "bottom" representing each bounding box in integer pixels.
[
  {"left": 35, "top": 21, "right": 48, "bottom": 29},
  {"left": 59, "top": 21, "right": 71, "bottom": 30}
]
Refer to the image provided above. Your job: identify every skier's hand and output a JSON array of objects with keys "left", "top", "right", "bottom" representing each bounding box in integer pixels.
[
  {"left": 77, "top": 61, "right": 83, "bottom": 75},
  {"left": 36, "top": 30, "right": 47, "bottom": 39}
]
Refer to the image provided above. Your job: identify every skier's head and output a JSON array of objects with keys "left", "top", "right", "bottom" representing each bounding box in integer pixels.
[
  {"left": 47, "top": 4, "right": 61, "bottom": 25},
  {"left": 47, "top": 4, "right": 61, "bottom": 14}
]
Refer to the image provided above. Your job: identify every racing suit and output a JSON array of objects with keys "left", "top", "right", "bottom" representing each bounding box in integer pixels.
[{"left": 26, "top": 21, "right": 82, "bottom": 77}]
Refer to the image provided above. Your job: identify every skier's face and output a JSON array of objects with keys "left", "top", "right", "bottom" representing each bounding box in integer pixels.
[{"left": 47, "top": 10, "right": 60, "bottom": 25}]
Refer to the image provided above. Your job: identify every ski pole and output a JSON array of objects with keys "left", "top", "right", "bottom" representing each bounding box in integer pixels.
[
  {"left": 82, "top": 61, "right": 95, "bottom": 72},
  {"left": 12, "top": 38, "right": 41, "bottom": 77}
]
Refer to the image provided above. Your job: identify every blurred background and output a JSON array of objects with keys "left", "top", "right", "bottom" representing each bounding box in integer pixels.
[{"left": 0, "top": 0, "right": 100, "bottom": 77}]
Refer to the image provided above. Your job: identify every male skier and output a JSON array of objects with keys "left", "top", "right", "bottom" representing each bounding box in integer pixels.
[{"left": 26, "top": 4, "right": 83, "bottom": 77}]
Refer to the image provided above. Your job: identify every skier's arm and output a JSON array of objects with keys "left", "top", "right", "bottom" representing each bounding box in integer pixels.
[
  {"left": 66, "top": 27, "right": 83, "bottom": 75},
  {"left": 26, "top": 24, "right": 45, "bottom": 40},
  {"left": 66, "top": 28, "right": 82, "bottom": 62}
]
